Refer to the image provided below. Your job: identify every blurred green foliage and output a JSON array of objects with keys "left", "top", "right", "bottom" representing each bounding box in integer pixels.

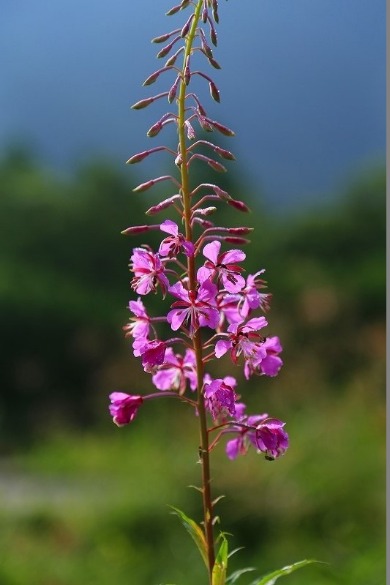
[{"left": 0, "top": 149, "right": 385, "bottom": 584}]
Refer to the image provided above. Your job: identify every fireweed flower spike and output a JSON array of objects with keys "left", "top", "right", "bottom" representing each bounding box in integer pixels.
[{"left": 108, "top": 2, "right": 304, "bottom": 583}]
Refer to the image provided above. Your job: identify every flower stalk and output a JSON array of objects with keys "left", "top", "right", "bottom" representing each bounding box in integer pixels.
[
  {"left": 177, "top": 1, "right": 216, "bottom": 577},
  {"left": 109, "top": 2, "right": 289, "bottom": 582}
]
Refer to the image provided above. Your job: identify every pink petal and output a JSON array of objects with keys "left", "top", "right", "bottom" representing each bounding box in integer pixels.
[
  {"left": 168, "top": 281, "right": 189, "bottom": 301},
  {"left": 160, "top": 219, "right": 178, "bottom": 236},
  {"left": 202, "top": 240, "right": 221, "bottom": 264},
  {"left": 220, "top": 249, "right": 246, "bottom": 264},
  {"left": 222, "top": 273, "right": 246, "bottom": 293},
  {"left": 215, "top": 339, "right": 231, "bottom": 358},
  {"left": 167, "top": 308, "right": 188, "bottom": 331},
  {"left": 244, "top": 316, "right": 268, "bottom": 331}
]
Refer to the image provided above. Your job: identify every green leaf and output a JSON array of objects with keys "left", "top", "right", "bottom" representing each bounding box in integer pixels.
[
  {"left": 226, "top": 567, "right": 256, "bottom": 584},
  {"left": 170, "top": 506, "right": 208, "bottom": 568},
  {"left": 251, "top": 559, "right": 319, "bottom": 585},
  {"left": 212, "top": 534, "right": 228, "bottom": 585}
]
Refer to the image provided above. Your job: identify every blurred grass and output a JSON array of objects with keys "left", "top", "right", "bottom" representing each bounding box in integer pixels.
[
  {"left": 0, "top": 152, "right": 385, "bottom": 584},
  {"left": 1, "top": 374, "right": 384, "bottom": 585}
]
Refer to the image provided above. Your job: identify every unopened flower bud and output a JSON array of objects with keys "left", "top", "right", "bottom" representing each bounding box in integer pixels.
[
  {"left": 227, "top": 227, "right": 254, "bottom": 235},
  {"left": 126, "top": 146, "right": 166, "bottom": 165},
  {"left": 165, "top": 48, "right": 182, "bottom": 67},
  {"left": 157, "top": 37, "right": 180, "bottom": 59},
  {"left": 227, "top": 199, "right": 251, "bottom": 212},
  {"left": 175, "top": 153, "right": 183, "bottom": 167},
  {"left": 208, "top": 57, "right": 221, "bottom": 69},
  {"left": 133, "top": 175, "right": 171, "bottom": 193},
  {"left": 143, "top": 66, "right": 171, "bottom": 87},
  {"left": 152, "top": 31, "right": 176, "bottom": 44},
  {"left": 131, "top": 92, "right": 168, "bottom": 110},
  {"left": 168, "top": 77, "right": 180, "bottom": 103},
  {"left": 214, "top": 146, "right": 235, "bottom": 161},
  {"left": 147, "top": 121, "right": 163, "bottom": 137},
  {"left": 209, "top": 81, "right": 220, "bottom": 103},
  {"left": 185, "top": 120, "right": 196, "bottom": 140},
  {"left": 126, "top": 151, "right": 149, "bottom": 164},
  {"left": 224, "top": 237, "right": 250, "bottom": 245},
  {"left": 121, "top": 225, "right": 157, "bottom": 235},
  {"left": 194, "top": 218, "right": 214, "bottom": 229},
  {"left": 194, "top": 207, "right": 217, "bottom": 216},
  {"left": 198, "top": 116, "right": 213, "bottom": 132},
  {"left": 145, "top": 194, "right": 181, "bottom": 215},
  {"left": 180, "top": 14, "right": 194, "bottom": 38},
  {"left": 184, "top": 57, "right": 191, "bottom": 85},
  {"left": 207, "top": 158, "right": 226, "bottom": 173},
  {"left": 210, "top": 23, "right": 218, "bottom": 46},
  {"left": 131, "top": 97, "right": 154, "bottom": 110},
  {"left": 210, "top": 120, "right": 235, "bottom": 137},
  {"left": 166, "top": 4, "right": 181, "bottom": 16}
]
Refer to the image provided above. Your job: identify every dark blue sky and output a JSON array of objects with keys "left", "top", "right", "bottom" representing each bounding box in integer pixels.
[{"left": 0, "top": 0, "right": 385, "bottom": 212}]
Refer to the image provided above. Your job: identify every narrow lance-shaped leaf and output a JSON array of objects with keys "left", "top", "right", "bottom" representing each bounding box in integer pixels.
[
  {"left": 212, "top": 534, "right": 229, "bottom": 585},
  {"left": 170, "top": 506, "right": 208, "bottom": 569},
  {"left": 251, "top": 559, "right": 320, "bottom": 585}
]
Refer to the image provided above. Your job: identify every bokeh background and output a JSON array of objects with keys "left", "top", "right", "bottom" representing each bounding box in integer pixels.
[{"left": 0, "top": 1, "right": 385, "bottom": 584}]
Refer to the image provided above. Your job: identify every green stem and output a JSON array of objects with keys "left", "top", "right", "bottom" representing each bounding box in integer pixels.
[{"left": 178, "top": 2, "right": 216, "bottom": 581}]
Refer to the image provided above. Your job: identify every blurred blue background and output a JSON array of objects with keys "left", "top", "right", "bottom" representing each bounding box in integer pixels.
[{"left": 1, "top": 0, "right": 385, "bottom": 211}]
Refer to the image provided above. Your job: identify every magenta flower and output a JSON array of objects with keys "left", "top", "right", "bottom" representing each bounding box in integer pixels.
[
  {"left": 138, "top": 339, "right": 167, "bottom": 373},
  {"left": 239, "top": 270, "right": 271, "bottom": 317},
  {"left": 159, "top": 220, "right": 195, "bottom": 257},
  {"left": 226, "top": 412, "right": 289, "bottom": 460},
  {"left": 244, "top": 335, "right": 283, "bottom": 379},
  {"left": 215, "top": 317, "right": 268, "bottom": 374},
  {"left": 130, "top": 247, "right": 169, "bottom": 296},
  {"left": 152, "top": 348, "right": 197, "bottom": 394},
  {"left": 167, "top": 279, "right": 219, "bottom": 335},
  {"left": 216, "top": 293, "right": 243, "bottom": 326},
  {"left": 123, "top": 297, "right": 151, "bottom": 340},
  {"left": 198, "top": 240, "right": 246, "bottom": 293},
  {"left": 204, "top": 377, "right": 237, "bottom": 420},
  {"left": 109, "top": 392, "right": 143, "bottom": 427}
]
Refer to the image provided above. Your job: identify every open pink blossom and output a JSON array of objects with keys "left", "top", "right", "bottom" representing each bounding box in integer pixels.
[
  {"left": 244, "top": 335, "right": 283, "bottom": 379},
  {"left": 198, "top": 240, "right": 246, "bottom": 293},
  {"left": 159, "top": 220, "right": 195, "bottom": 257},
  {"left": 215, "top": 317, "right": 268, "bottom": 374},
  {"left": 138, "top": 339, "right": 166, "bottom": 373},
  {"left": 130, "top": 247, "right": 169, "bottom": 296},
  {"left": 109, "top": 392, "right": 143, "bottom": 427},
  {"left": 167, "top": 279, "right": 219, "bottom": 335},
  {"left": 123, "top": 297, "right": 151, "bottom": 341},
  {"left": 204, "top": 377, "right": 237, "bottom": 420},
  {"left": 239, "top": 270, "right": 271, "bottom": 317},
  {"left": 226, "top": 412, "right": 288, "bottom": 460},
  {"left": 152, "top": 348, "right": 197, "bottom": 393}
]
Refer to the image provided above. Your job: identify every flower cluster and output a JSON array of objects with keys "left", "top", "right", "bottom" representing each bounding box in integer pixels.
[
  {"left": 109, "top": 0, "right": 288, "bottom": 464},
  {"left": 112, "top": 226, "right": 287, "bottom": 458}
]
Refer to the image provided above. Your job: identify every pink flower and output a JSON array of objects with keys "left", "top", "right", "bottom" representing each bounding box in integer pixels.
[
  {"left": 198, "top": 240, "right": 246, "bottom": 293},
  {"left": 138, "top": 339, "right": 167, "bottom": 373},
  {"left": 152, "top": 348, "right": 197, "bottom": 394},
  {"left": 123, "top": 297, "right": 151, "bottom": 340},
  {"left": 130, "top": 247, "right": 169, "bottom": 296},
  {"left": 215, "top": 317, "right": 268, "bottom": 374},
  {"left": 159, "top": 220, "right": 195, "bottom": 257},
  {"left": 167, "top": 279, "right": 219, "bottom": 335},
  {"left": 244, "top": 336, "right": 283, "bottom": 379},
  {"left": 225, "top": 411, "right": 289, "bottom": 460},
  {"left": 109, "top": 392, "right": 143, "bottom": 427},
  {"left": 204, "top": 377, "right": 237, "bottom": 420},
  {"left": 239, "top": 270, "right": 271, "bottom": 317}
]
